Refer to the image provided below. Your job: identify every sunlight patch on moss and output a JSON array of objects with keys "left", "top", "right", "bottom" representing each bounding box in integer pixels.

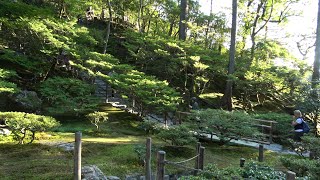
[{"left": 82, "top": 136, "right": 140, "bottom": 143}]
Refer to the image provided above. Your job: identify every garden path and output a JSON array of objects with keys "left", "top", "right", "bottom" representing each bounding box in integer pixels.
[
  {"left": 204, "top": 133, "right": 310, "bottom": 157},
  {"left": 97, "top": 85, "right": 309, "bottom": 157}
]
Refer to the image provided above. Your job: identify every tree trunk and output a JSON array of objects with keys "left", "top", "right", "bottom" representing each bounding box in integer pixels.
[
  {"left": 312, "top": 0, "right": 320, "bottom": 88},
  {"left": 312, "top": 0, "right": 320, "bottom": 137},
  {"left": 168, "top": 20, "right": 174, "bottom": 36},
  {"left": 205, "top": 0, "right": 213, "bottom": 48},
  {"left": 179, "top": 0, "right": 187, "bottom": 40},
  {"left": 138, "top": 0, "right": 144, "bottom": 33},
  {"left": 28, "top": 131, "right": 36, "bottom": 144},
  {"left": 103, "top": 0, "right": 112, "bottom": 54},
  {"left": 222, "top": 0, "right": 237, "bottom": 111}
]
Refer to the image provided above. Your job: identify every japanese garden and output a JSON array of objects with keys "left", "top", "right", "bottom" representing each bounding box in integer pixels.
[{"left": 1, "top": 0, "right": 320, "bottom": 179}]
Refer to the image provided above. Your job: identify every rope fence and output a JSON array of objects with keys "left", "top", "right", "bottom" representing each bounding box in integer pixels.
[
  {"left": 165, "top": 161, "right": 199, "bottom": 171},
  {"left": 155, "top": 143, "right": 205, "bottom": 180},
  {"left": 166, "top": 154, "right": 199, "bottom": 165}
]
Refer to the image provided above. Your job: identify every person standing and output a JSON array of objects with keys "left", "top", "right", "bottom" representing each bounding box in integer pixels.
[{"left": 291, "top": 110, "right": 304, "bottom": 141}]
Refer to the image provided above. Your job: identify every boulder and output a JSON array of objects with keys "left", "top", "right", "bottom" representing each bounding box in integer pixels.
[
  {"left": 106, "top": 176, "right": 120, "bottom": 180},
  {"left": 13, "top": 90, "right": 42, "bottom": 112},
  {"left": 0, "top": 128, "right": 11, "bottom": 136},
  {"left": 81, "top": 165, "right": 108, "bottom": 180},
  {"left": 57, "top": 142, "right": 74, "bottom": 151}
]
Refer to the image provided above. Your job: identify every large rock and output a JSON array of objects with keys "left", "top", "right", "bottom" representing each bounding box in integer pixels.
[
  {"left": 0, "top": 128, "right": 11, "bottom": 136},
  {"left": 57, "top": 142, "right": 74, "bottom": 151},
  {"left": 106, "top": 176, "right": 120, "bottom": 180},
  {"left": 13, "top": 90, "right": 42, "bottom": 112},
  {"left": 81, "top": 165, "right": 108, "bottom": 180}
]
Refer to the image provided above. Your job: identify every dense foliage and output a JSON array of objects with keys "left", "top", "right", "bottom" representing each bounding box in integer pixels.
[
  {"left": 189, "top": 109, "right": 260, "bottom": 145},
  {"left": 252, "top": 112, "right": 293, "bottom": 144},
  {"left": 157, "top": 125, "right": 197, "bottom": 146},
  {"left": 0, "top": 0, "right": 313, "bottom": 116},
  {"left": 281, "top": 156, "right": 320, "bottom": 179},
  {"left": 40, "top": 77, "right": 99, "bottom": 115},
  {"left": 180, "top": 162, "right": 286, "bottom": 180}
]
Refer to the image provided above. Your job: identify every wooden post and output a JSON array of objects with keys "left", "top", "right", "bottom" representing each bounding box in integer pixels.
[
  {"left": 194, "top": 142, "right": 201, "bottom": 175},
  {"left": 146, "top": 138, "right": 152, "bottom": 180},
  {"left": 258, "top": 144, "right": 264, "bottom": 162},
  {"left": 133, "top": 98, "right": 135, "bottom": 108},
  {"left": 156, "top": 151, "right": 166, "bottom": 180},
  {"left": 286, "top": 171, "right": 296, "bottom": 180},
  {"left": 105, "top": 83, "right": 108, "bottom": 102},
  {"left": 240, "top": 158, "right": 245, "bottom": 167},
  {"left": 199, "top": 146, "right": 205, "bottom": 170},
  {"left": 74, "top": 132, "right": 82, "bottom": 180}
]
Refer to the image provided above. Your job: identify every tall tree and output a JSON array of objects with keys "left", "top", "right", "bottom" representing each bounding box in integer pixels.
[
  {"left": 222, "top": 0, "right": 238, "bottom": 111},
  {"left": 138, "top": 0, "right": 144, "bottom": 32},
  {"left": 240, "top": 0, "right": 301, "bottom": 67},
  {"left": 312, "top": 0, "right": 320, "bottom": 87},
  {"left": 103, "top": 0, "right": 112, "bottom": 54},
  {"left": 179, "top": 0, "right": 187, "bottom": 40},
  {"left": 204, "top": 0, "right": 213, "bottom": 48}
]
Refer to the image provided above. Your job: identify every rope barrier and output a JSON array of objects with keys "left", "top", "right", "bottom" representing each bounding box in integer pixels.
[
  {"left": 165, "top": 160, "right": 199, "bottom": 172},
  {"left": 166, "top": 154, "right": 199, "bottom": 165}
]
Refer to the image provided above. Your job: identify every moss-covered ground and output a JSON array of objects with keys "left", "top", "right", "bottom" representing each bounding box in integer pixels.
[{"left": 0, "top": 105, "right": 289, "bottom": 179}]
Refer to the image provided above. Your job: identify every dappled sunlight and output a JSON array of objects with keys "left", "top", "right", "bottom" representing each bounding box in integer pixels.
[{"left": 82, "top": 136, "right": 140, "bottom": 144}]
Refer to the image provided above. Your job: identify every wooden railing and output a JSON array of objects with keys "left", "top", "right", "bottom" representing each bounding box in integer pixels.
[
  {"left": 175, "top": 111, "right": 278, "bottom": 144},
  {"left": 252, "top": 119, "right": 278, "bottom": 143}
]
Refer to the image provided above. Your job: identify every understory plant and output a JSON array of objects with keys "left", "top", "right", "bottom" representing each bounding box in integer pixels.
[
  {"left": 280, "top": 156, "right": 319, "bottom": 179},
  {"left": 0, "top": 112, "right": 60, "bottom": 144},
  {"left": 138, "top": 118, "right": 161, "bottom": 135},
  {"left": 86, "top": 111, "right": 108, "bottom": 131},
  {"left": 157, "top": 125, "right": 197, "bottom": 146},
  {"left": 180, "top": 162, "right": 286, "bottom": 180}
]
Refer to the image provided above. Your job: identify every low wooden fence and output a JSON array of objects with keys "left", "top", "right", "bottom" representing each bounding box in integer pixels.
[
  {"left": 72, "top": 133, "right": 297, "bottom": 180},
  {"left": 155, "top": 142, "right": 205, "bottom": 180},
  {"left": 252, "top": 119, "right": 278, "bottom": 143}
]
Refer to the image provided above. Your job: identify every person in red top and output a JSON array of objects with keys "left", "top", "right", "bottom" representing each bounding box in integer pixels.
[{"left": 291, "top": 110, "right": 304, "bottom": 141}]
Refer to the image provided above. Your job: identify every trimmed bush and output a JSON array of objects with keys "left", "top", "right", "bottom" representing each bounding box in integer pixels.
[
  {"left": 0, "top": 112, "right": 60, "bottom": 144},
  {"left": 138, "top": 119, "right": 161, "bottom": 135},
  {"left": 157, "top": 125, "right": 197, "bottom": 146},
  {"left": 280, "top": 156, "right": 319, "bottom": 179},
  {"left": 190, "top": 109, "right": 260, "bottom": 145}
]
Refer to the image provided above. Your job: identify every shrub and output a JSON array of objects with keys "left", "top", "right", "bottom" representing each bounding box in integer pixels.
[
  {"left": 243, "top": 161, "right": 286, "bottom": 180},
  {"left": 138, "top": 119, "right": 161, "bottom": 135},
  {"left": 301, "top": 136, "right": 320, "bottom": 159},
  {"left": 280, "top": 156, "right": 320, "bottom": 179},
  {"left": 287, "top": 136, "right": 320, "bottom": 158},
  {"left": 179, "top": 164, "right": 243, "bottom": 180},
  {"left": 86, "top": 111, "right": 108, "bottom": 131},
  {"left": 133, "top": 144, "right": 157, "bottom": 166},
  {"left": 251, "top": 112, "right": 292, "bottom": 145},
  {"left": 190, "top": 109, "right": 260, "bottom": 145},
  {"left": 157, "top": 125, "right": 197, "bottom": 146},
  {"left": 0, "top": 112, "right": 60, "bottom": 144},
  {"left": 40, "top": 77, "right": 99, "bottom": 115}
]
